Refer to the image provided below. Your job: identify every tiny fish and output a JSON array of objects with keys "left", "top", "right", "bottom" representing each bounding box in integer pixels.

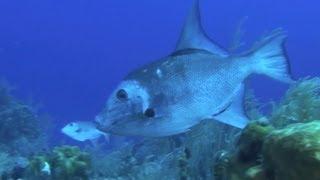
[
  {"left": 62, "top": 121, "right": 109, "bottom": 143},
  {"left": 96, "top": 0, "right": 294, "bottom": 137}
]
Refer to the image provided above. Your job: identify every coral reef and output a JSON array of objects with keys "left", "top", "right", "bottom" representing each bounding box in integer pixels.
[
  {"left": 0, "top": 80, "right": 48, "bottom": 177},
  {"left": 89, "top": 120, "right": 239, "bottom": 179},
  {"left": 51, "top": 146, "right": 91, "bottom": 179},
  {"left": 214, "top": 120, "right": 320, "bottom": 180},
  {"left": 213, "top": 78, "right": 320, "bottom": 180},
  {"left": 236, "top": 122, "right": 274, "bottom": 163},
  {"left": 27, "top": 155, "right": 51, "bottom": 178},
  {"left": 0, "top": 82, "right": 44, "bottom": 153},
  {"left": 1, "top": 77, "right": 319, "bottom": 179},
  {"left": 27, "top": 145, "right": 91, "bottom": 180},
  {"left": 270, "top": 77, "right": 320, "bottom": 128},
  {"left": 244, "top": 89, "right": 265, "bottom": 120},
  {"left": 0, "top": 151, "right": 29, "bottom": 179},
  {"left": 0, "top": 103, "right": 40, "bottom": 143},
  {"left": 263, "top": 121, "right": 320, "bottom": 180},
  {"left": 213, "top": 122, "right": 272, "bottom": 180}
]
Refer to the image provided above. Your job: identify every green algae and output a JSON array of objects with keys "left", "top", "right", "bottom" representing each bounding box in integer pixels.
[
  {"left": 27, "top": 146, "right": 91, "bottom": 180},
  {"left": 271, "top": 77, "right": 320, "bottom": 127},
  {"left": 263, "top": 120, "right": 320, "bottom": 180}
]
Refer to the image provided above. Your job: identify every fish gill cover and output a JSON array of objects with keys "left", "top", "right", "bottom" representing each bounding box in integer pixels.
[{"left": 0, "top": 0, "right": 319, "bottom": 180}]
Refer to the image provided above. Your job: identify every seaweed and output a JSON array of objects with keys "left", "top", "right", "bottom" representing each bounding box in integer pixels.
[
  {"left": 244, "top": 89, "right": 265, "bottom": 121},
  {"left": 270, "top": 77, "right": 320, "bottom": 127},
  {"left": 263, "top": 121, "right": 320, "bottom": 180},
  {"left": 87, "top": 119, "right": 239, "bottom": 179},
  {"left": 212, "top": 77, "right": 320, "bottom": 180},
  {"left": 27, "top": 145, "right": 91, "bottom": 180}
]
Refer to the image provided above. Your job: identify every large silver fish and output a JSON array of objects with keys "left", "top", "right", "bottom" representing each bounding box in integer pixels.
[{"left": 96, "top": 0, "right": 293, "bottom": 137}]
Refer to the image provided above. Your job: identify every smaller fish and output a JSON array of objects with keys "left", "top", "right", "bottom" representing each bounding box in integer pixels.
[{"left": 61, "top": 121, "right": 109, "bottom": 143}]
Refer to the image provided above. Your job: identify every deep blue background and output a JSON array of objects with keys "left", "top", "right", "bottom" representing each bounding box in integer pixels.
[{"left": 0, "top": 0, "right": 319, "bottom": 133}]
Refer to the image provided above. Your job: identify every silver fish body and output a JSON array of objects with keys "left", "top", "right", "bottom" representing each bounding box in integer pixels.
[
  {"left": 96, "top": 1, "right": 293, "bottom": 137},
  {"left": 62, "top": 121, "right": 109, "bottom": 142}
]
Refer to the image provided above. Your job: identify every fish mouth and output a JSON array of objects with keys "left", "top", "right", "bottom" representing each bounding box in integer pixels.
[
  {"left": 96, "top": 125, "right": 112, "bottom": 133},
  {"left": 96, "top": 115, "right": 129, "bottom": 133}
]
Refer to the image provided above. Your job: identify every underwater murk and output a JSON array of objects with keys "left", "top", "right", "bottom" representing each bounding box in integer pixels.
[{"left": 0, "top": 0, "right": 320, "bottom": 180}]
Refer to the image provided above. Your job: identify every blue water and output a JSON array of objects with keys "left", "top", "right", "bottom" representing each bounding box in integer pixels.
[{"left": 0, "top": 0, "right": 319, "bottom": 141}]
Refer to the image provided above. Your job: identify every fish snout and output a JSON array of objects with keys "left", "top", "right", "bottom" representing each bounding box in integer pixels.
[
  {"left": 95, "top": 115, "right": 120, "bottom": 133},
  {"left": 96, "top": 121, "right": 112, "bottom": 133}
]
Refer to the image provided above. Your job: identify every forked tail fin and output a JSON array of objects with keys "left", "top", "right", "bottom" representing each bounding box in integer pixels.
[{"left": 249, "top": 29, "right": 294, "bottom": 83}]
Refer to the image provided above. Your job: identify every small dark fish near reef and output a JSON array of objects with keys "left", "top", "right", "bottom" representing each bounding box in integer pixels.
[{"left": 96, "top": 0, "right": 294, "bottom": 137}]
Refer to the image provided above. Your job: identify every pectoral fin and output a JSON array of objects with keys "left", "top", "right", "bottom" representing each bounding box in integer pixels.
[{"left": 213, "top": 84, "right": 249, "bottom": 128}]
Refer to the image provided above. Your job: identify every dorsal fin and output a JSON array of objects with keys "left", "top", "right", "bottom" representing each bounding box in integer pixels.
[{"left": 175, "top": 0, "right": 229, "bottom": 57}]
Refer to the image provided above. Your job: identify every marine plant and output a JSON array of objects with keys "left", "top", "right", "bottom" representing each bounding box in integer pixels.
[
  {"left": 0, "top": 82, "right": 41, "bottom": 145},
  {"left": 27, "top": 155, "right": 51, "bottom": 179},
  {"left": 88, "top": 119, "right": 239, "bottom": 179},
  {"left": 263, "top": 120, "right": 320, "bottom": 180},
  {"left": 0, "top": 79, "right": 51, "bottom": 159},
  {"left": 244, "top": 89, "right": 265, "bottom": 120},
  {"left": 27, "top": 145, "right": 91, "bottom": 180},
  {"left": 236, "top": 122, "right": 274, "bottom": 163},
  {"left": 51, "top": 146, "right": 91, "bottom": 179},
  {"left": 0, "top": 151, "right": 29, "bottom": 179},
  {"left": 213, "top": 79, "right": 320, "bottom": 180},
  {"left": 270, "top": 77, "right": 320, "bottom": 127},
  {"left": 0, "top": 103, "right": 40, "bottom": 143},
  {"left": 213, "top": 122, "right": 273, "bottom": 180},
  {"left": 178, "top": 147, "right": 191, "bottom": 180}
]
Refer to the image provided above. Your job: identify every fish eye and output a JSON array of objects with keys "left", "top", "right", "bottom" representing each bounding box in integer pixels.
[
  {"left": 144, "top": 108, "right": 155, "bottom": 118},
  {"left": 116, "top": 89, "right": 128, "bottom": 100}
]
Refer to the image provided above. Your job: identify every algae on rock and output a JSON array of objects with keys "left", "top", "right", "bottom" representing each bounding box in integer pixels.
[
  {"left": 27, "top": 145, "right": 91, "bottom": 180},
  {"left": 263, "top": 120, "right": 320, "bottom": 180},
  {"left": 214, "top": 120, "right": 320, "bottom": 180},
  {"left": 213, "top": 122, "right": 273, "bottom": 180}
]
